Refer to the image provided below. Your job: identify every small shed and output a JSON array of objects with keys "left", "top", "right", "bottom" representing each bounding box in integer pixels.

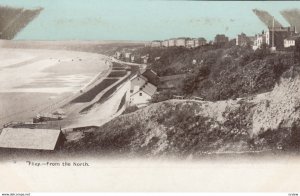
[{"left": 0, "top": 128, "right": 65, "bottom": 151}]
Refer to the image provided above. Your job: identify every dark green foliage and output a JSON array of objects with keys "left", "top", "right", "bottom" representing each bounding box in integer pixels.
[
  {"left": 107, "top": 70, "right": 127, "bottom": 77},
  {"left": 117, "top": 92, "right": 127, "bottom": 112},
  {"left": 71, "top": 79, "right": 118, "bottom": 103},
  {"left": 150, "top": 89, "right": 173, "bottom": 103},
  {"left": 182, "top": 73, "right": 198, "bottom": 94},
  {"left": 122, "top": 105, "right": 139, "bottom": 114}
]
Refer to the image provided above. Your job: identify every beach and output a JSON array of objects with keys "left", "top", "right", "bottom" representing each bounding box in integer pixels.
[{"left": 0, "top": 48, "right": 109, "bottom": 126}]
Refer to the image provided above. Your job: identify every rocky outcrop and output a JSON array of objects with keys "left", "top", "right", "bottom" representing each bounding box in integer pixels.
[{"left": 252, "top": 76, "right": 300, "bottom": 135}]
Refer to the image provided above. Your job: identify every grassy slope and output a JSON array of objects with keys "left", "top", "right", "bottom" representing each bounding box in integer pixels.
[{"left": 136, "top": 45, "right": 299, "bottom": 101}]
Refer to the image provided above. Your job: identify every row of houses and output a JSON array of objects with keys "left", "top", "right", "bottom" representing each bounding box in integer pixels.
[
  {"left": 114, "top": 51, "right": 136, "bottom": 62},
  {"left": 148, "top": 37, "right": 207, "bottom": 48},
  {"left": 149, "top": 34, "right": 232, "bottom": 48},
  {"left": 114, "top": 51, "right": 149, "bottom": 64}
]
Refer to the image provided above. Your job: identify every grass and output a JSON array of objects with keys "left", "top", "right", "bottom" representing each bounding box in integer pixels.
[
  {"left": 117, "top": 92, "right": 127, "bottom": 112},
  {"left": 80, "top": 74, "right": 131, "bottom": 112},
  {"left": 112, "top": 62, "right": 124, "bottom": 68},
  {"left": 112, "top": 67, "right": 126, "bottom": 71},
  {"left": 107, "top": 70, "right": 127, "bottom": 77},
  {"left": 71, "top": 79, "right": 118, "bottom": 103}
]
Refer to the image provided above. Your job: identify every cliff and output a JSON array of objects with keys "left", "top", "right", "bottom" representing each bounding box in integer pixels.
[{"left": 63, "top": 73, "right": 300, "bottom": 157}]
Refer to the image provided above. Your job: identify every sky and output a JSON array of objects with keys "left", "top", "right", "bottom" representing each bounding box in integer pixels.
[{"left": 0, "top": 0, "right": 299, "bottom": 41}]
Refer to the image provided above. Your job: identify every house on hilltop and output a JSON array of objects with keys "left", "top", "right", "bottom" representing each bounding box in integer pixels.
[
  {"left": 175, "top": 37, "right": 188, "bottom": 47},
  {"left": 236, "top": 33, "right": 255, "bottom": 47},
  {"left": 168, "top": 39, "right": 176, "bottom": 47},
  {"left": 151, "top": 40, "right": 162, "bottom": 47},
  {"left": 186, "top": 38, "right": 207, "bottom": 48},
  {"left": 162, "top": 40, "right": 169, "bottom": 47},
  {"left": 253, "top": 31, "right": 267, "bottom": 50},
  {"left": 284, "top": 35, "right": 300, "bottom": 48},
  {"left": 129, "top": 69, "right": 159, "bottom": 107},
  {"left": 214, "top": 34, "right": 229, "bottom": 45},
  {"left": 195, "top": 38, "right": 207, "bottom": 47}
]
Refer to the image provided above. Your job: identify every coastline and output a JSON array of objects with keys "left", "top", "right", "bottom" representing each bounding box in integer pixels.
[{"left": 0, "top": 48, "right": 111, "bottom": 127}]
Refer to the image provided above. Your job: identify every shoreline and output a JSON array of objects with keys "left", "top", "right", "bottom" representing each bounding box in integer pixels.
[{"left": 0, "top": 48, "right": 112, "bottom": 127}]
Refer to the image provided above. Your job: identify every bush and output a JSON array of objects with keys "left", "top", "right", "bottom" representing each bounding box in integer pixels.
[
  {"left": 122, "top": 105, "right": 139, "bottom": 114},
  {"left": 150, "top": 90, "right": 173, "bottom": 103}
]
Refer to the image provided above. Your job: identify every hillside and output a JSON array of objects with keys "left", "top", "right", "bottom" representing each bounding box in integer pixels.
[
  {"left": 63, "top": 74, "right": 300, "bottom": 157},
  {"left": 135, "top": 45, "right": 300, "bottom": 102}
]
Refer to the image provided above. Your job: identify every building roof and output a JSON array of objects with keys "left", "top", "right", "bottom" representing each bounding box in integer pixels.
[
  {"left": 141, "top": 69, "right": 159, "bottom": 86},
  {"left": 0, "top": 128, "right": 62, "bottom": 150},
  {"left": 285, "top": 35, "right": 300, "bottom": 41},
  {"left": 143, "top": 82, "right": 157, "bottom": 95},
  {"left": 36, "top": 113, "right": 61, "bottom": 119},
  {"left": 176, "top": 37, "right": 190, "bottom": 40},
  {"left": 215, "top": 34, "right": 227, "bottom": 37},
  {"left": 130, "top": 74, "right": 148, "bottom": 82},
  {"left": 132, "top": 82, "right": 157, "bottom": 97},
  {"left": 196, "top": 37, "right": 207, "bottom": 41}
]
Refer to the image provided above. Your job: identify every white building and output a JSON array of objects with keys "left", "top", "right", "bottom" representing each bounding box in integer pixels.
[
  {"left": 141, "top": 55, "right": 149, "bottom": 64},
  {"left": 186, "top": 39, "right": 195, "bottom": 48},
  {"left": 151, "top": 40, "right": 162, "bottom": 47},
  {"left": 125, "top": 52, "right": 131, "bottom": 59},
  {"left": 284, "top": 36, "right": 300, "bottom": 48},
  {"left": 162, "top": 40, "right": 169, "bottom": 47},
  {"left": 168, "top": 39, "right": 176, "bottom": 47},
  {"left": 129, "top": 69, "right": 158, "bottom": 107},
  {"left": 130, "top": 55, "right": 135, "bottom": 62},
  {"left": 194, "top": 38, "right": 207, "bottom": 47},
  {"left": 115, "top": 52, "right": 122, "bottom": 59},
  {"left": 129, "top": 75, "right": 157, "bottom": 106},
  {"left": 284, "top": 38, "right": 295, "bottom": 48},
  {"left": 253, "top": 32, "right": 266, "bottom": 50},
  {"left": 175, "top": 38, "right": 187, "bottom": 47}
]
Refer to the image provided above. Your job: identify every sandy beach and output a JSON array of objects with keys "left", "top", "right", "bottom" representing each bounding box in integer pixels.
[{"left": 0, "top": 48, "right": 109, "bottom": 126}]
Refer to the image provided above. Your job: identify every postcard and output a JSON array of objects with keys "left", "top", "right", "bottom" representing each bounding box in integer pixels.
[{"left": 0, "top": 0, "right": 300, "bottom": 194}]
